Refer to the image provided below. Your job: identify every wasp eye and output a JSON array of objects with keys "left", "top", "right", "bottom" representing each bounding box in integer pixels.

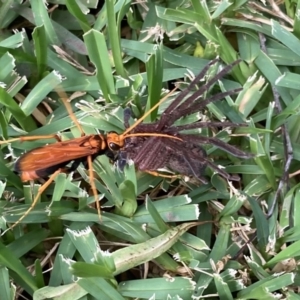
[{"left": 109, "top": 142, "right": 120, "bottom": 151}]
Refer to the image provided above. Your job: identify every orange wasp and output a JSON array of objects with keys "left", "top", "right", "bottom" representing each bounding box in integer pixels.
[
  {"left": 0, "top": 87, "right": 180, "bottom": 231},
  {"left": 1, "top": 59, "right": 251, "bottom": 231}
]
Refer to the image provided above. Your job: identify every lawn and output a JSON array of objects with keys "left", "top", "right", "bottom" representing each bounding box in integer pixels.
[{"left": 0, "top": 1, "right": 299, "bottom": 299}]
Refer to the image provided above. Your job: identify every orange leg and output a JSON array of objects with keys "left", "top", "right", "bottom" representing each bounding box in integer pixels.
[
  {"left": 0, "top": 134, "right": 61, "bottom": 145},
  {"left": 1, "top": 90, "right": 85, "bottom": 146},
  {"left": 87, "top": 155, "right": 101, "bottom": 221},
  {"left": 4, "top": 169, "right": 61, "bottom": 234}
]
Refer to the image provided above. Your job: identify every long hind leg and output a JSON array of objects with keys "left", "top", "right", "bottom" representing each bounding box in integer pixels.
[{"left": 3, "top": 169, "right": 62, "bottom": 235}]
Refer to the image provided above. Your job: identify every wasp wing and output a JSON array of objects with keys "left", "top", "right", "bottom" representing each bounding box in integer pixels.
[{"left": 15, "top": 136, "right": 106, "bottom": 181}]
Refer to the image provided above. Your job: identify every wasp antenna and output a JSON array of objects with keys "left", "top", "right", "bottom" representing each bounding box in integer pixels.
[
  {"left": 122, "top": 86, "right": 178, "bottom": 136},
  {"left": 125, "top": 133, "right": 182, "bottom": 141}
]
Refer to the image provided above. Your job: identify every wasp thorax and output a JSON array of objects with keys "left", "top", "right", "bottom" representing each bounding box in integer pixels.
[{"left": 106, "top": 132, "right": 124, "bottom": 151}]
